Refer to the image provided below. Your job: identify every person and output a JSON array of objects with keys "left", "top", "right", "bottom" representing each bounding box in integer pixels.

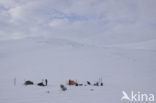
[
  {"left": 75, "top": 83, "right": 78, "bottom": 86},
  {"left": 94, "top": 82, "right": 99, "bottom": 86},
  {"left": 101, "top": 82, "right": 103, "bottom": 86},
  {"left": 87, "top": 81, "right": 91, "bottom": 85},
  {"left": 45, "top": 79, "right": 48, "bottom": 86}
]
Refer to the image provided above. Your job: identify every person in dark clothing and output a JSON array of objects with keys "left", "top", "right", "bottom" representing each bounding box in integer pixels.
[
  {"left": 75, "top": 83, "right": 78, "bottom": 86},
  {"left": 45, "top": 79, "right": 48, "bottom": 86},
  {"left": 87, "top": 81, "right": 91, "bottom": 85},
  {"left": 101, "top": 82, "right": 103, "bottom": 86},
  {"left": 94, "top": 82, "right": 99, "bottom": 86}
]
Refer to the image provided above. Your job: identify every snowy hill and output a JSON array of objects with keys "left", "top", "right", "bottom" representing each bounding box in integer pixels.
[{"left": 0, "top": 37, "right": 156, "bottom": 103}]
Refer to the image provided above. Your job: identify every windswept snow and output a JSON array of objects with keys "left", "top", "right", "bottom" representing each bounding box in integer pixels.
[{"left": 0, "top": 37, "right": 156, "bottom": 103}]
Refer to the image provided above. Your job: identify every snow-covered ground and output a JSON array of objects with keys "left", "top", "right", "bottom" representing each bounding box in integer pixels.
[{"left": 0, "top": 37, "right": 156, "bottom": 103}]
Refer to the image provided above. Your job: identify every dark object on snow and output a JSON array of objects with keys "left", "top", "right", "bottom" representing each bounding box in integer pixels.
[
  {"left": 87, "top": 81, "right": 91, "bottom": 85},
  {"left": 46, "top": 90, "right": 50, "bottom": 94},
  {"left": 90, "top": 89, "right": 94, "bottom": 91},
  {"left": 38, "top": 82, "right": 45, "bottom": 86},
  {"left": 24, "top": 80, "right": 34, "bottom": 85},
  {"left": 100, "top": 83, "right": 103, "bottom": 86},
  {"left": 60, "top": 84, "right": 67, "bottom": 91},
  {"left": 78, "top": 84, "right": 83, "bottom": 86},
  {"left": 94, "top": 82, "right": 99, "bottom": 86},
  {"left": 75, "top": 83, "right": 78, "bottom": 86},
  {"left": 45, "top": 79, "right": 48, "bottom": 86}
]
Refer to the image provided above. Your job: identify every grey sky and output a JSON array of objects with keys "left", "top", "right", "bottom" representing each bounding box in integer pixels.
[{"left": 0, "top": 0, "right": 156, "bottom": 44}]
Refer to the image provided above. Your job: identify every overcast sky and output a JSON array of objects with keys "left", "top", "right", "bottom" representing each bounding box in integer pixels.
[{"left": 0, "top": 0, "right": 156, "bottom": 44}]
